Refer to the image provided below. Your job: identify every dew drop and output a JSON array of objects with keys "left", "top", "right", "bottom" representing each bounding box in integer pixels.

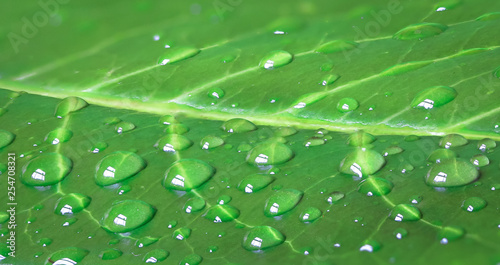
[
  {"left": 304, "top": 137, "right": 325, "bottom": 147},
  {"left": 439, "top": 134, "right": 468, "bottom": 148},
  {"left": 21, "top": 153, "right": 72, "bottom": 186},
  {"left": 274, "top": 127, "right": 297, "bottom": 137},
  {"left": 470, "top": 154, "right": 489, "bottom": 167},
  {"left": 425, "top": 158, "right": 478, "bottom": 187},
  {"left": 47, "top": 247, "right": 89, "bottom": 264},
  {"left": 320, "top": 74, "right": 340, "bottom": 86},
  {"left": 115, "top": 121, "right": 135, "bottom": 134},
  {"left": 316, "top": 40, "right": 358, "bottom": 54},
  {"left": 54, "top": 193, "right": 91, "bottom": 215},
  {"left": 158, "top": 46, "right": 200, "bottom": 65},
  {"left": 104, "top": 117, "right": 121, "bottom": 125},
  {"left": 477, "top": 138, "right": 496, "bottom": 151},
  {"left": 222, "top": 118, "right": 257, "bottom": 133},
  {"left": 246, "top": 141, "right": 293, "bottom": 166},
  {"left": 359, "top": 240, "right": 381, "bottom": 252},
  {"left": 411, "top": 86, "right": 457, "bottom": 109},
  {"left": 165, "top": 123, "right": 189, "bottom": 134},
  {"left": 347, "top": 132, "right": 376, "bottom": 146},
  {"left": 339, "top": 148, "right": 385, "bottom": 177},
  {"left": 156, "top": 134, "right": 192, "bottom": 152},
  {"left": 299, "top": 207, "right": 322, "bottom": 222},
  {"left": 136, "top": 236, "right": 159, "bottom": 248},
  {"left": 461, "top": 197, "right": 487, "bottom": 212},
  {"left": 0, "top": 130, "right": 15, "bottom": 149},
  {"left": 208, "top": 88, "right": 225, "bottom": 99},
  {"left": 55, "top": 97, "right": 88, "bottom": 118},
  {"left": 159, "top": 115, "right": 178, "bottom": 125},
  {"left": 204, "top": 205, "right": 240, "bottom": 223},
  {"left": 390, "top": 204, "right": 422, "bottom": 222},
  {"left": 237, "top": 174, "right": 275, "bottom": 193},
  {"left": 259, "top": 50, "right": 293, "bottom": 69},
  {"left": 173, "top": 227, "right": 191, "bottom": 240},
  {"left": 38, "top": 238, "right": 52, "bottom": 247},
  {"left": 394, "top": 23, "right": 447, "bottom": 40},
  {"left": 179, "top": 254, "right": 202, "bottom": 265},
  {"left": 383, "top": 146, "right": 404, "bottom": 156},
  {"left": 102, "top": 200, "right": 155, "bottom": 233},
  {"left": 242, "top": 226, "right": 285, "bottom": 251},
  {"left": 90, "top": 142, "right": 108, "bottom": 153},
  {"left": 45, "top": 128, "right": 73, "bottom": 145},
  {"left": 62, "top": 217, "right": 78, "bottom": 227},
  {"left": 358, "top": 177, "right": 394, "bottom": 196},
  {"left": 200, "top": 135, "right": 224, "bottom": 150},
  {"left": 217, "top": 195, "right": 232, "bottom": 204},
  {"left": 143, "top": 249, "right": 169, "bottom": 263},
  {"left": 427, "top": 149, "right": 457, "bottom": 163},
  {"left": 95, "top": 151, "right": 146, "bottom": 186},
  {"left": 163, "top": 159, "right": 215, "bottom": 191},
  {"left": 326, "top": 191, "right": 345, "bottom": 204},
  {"left": 434, "top": 0, "right": 461, "bottom": 11},
  {"left": 99, "top": 249, "right": 122, "bottom": 260},
  {"left": 394, "top": 228, "right": 408, "bottom": 239},
  {"left": 438, "top": 226, "right": 465, "bottom": 244},
  {"left": 264, "top": 189, "right": 303, "bottom": 216},
  {"left": 184, "top": 197, "right": 206, "bottom": 213},
  {"left": 337, "top": 97, "right": 359, "bottom": 112}
]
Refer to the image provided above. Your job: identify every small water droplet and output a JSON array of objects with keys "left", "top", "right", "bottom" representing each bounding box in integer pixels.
[
  {"left": 316, "top": 40, "right": 358, "bottom": 54},
  {"left": 55, "top": 97, "right": 88, "bottom": 118},
  {"left": 439, "top": 134, "right": 468, "bottom": 148},
  {"left": 320, "top": 74, "right": 340, "bottom": 86},
  {"left": 383, "top": 146, "right": 404, "bottom": 156},
  {"left": 156, "top": 134, "right": 192, "bottom": 152},
  {"left": 47, "top": 247, "right": 89, "bottom": 264},
  {"left": 159, "top": 115, "right": 178, "bottom": 125},
  {"left": 136, "top": 236, "right": 159, "bottom": 248},
  {"left": 427, "top": 149, "right": 457, "bottom": 163},
  {"left": 259, "top": 50, "right": 293, "bottom": 69},
  {"left": 208, "top": 88, "right": 225, "bottom": 99},
  {"left": 143, "top": 249, "right": 169, "bottom": 263},
  {"left": 304, "top": 137, "right": 325, "bottom": 147},
  {"left": 0, "top": 130, "right": 15, "bottom": 149},
  {"left": 476, "top": 12, "right": 500, "bottom": 21},
  {"left": 411, "top": 86, "right": 457, "bottom": 109},
  {"left": 246, "top": 141, "right": 293, "bottom": 166},
  {"left": 45, "top": 128, "right": 73, "bottom": 145},
  {"left": 299, "top": 207, "right": 322, "bottom": 222},
  {"left": 477, "top": 138, "right": 496, "bottom": 151},
  {"left": 461, "top": 197, "right": 487, "bottom": 212},
  {"left": 179, "top": 253, "right": 202, "bottom": 265},
  {"left": 358, "top": 177, "right": 394, "bottom": 196},
  {"left": 102, "top": 200, "right": 156, "bottom": 233},
  {"left": 54, "top": 193, "right": 91, "bottom": 215},
  {"left": 337, "top": 97, "right": 359, "bottom": 112},
  {"left": 217, "top": 195, "right": 232, "bottom": 205},
  {"left": 359, "top": 240, "right": 381, "bottom": 252},
  {"left": 163, "top": 159, "right": 215, "bottom": 191},
  {"left": 340, "top": 148, "right": 385, "bottom": 177},
  {"left": 394, "top": 23, "right": 447, "bottom": 40},
  {"left": 184, "top": 197, "right": 206, "bottom": 213},
  {"left": 264, "top": 189, "right": 303, "bottom": 216},
  {"left": 200, "top": 135, "right": 224, "bottom": 149},
  {"left": 242, "top": 226, "right": 285, "bottom": 251},
  {"left": 204, "top": 205, "right": 240, "bottom": 223},
  {"left": 99, "top": 249, "right": 123, "bottom": 260},
  {"left": 394, "top": 228, "right": 408, "bottom": 239},
  {"left": 222, "top": 118, "right": 257, "bottom": 133},
  {"left": 115, "top": 121, "right": 135, "bottom": 134},
  {"left": 470, "top": 154, "right": 489, "bottom": 167},
  {"left": 390, "top": 204, "right": 422, "bottom": 222},
  {"left": 173, "top": 227, "right": 191, "bottom": 240},
  {"left": 158, "top": 46, "right": 200, "bottom": 65},
  {"left": 438, "top": 226, "right": 465, "bottom": 244},
  {"left": 326, "top": 191, "right": 345, "bottom": 204},
  {"left": 237, "top": 174, "right": 275, "bottom": 193}
]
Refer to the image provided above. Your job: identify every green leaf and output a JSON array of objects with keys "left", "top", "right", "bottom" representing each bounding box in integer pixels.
[{"left": 1, "top": 0, "right": 500, "bottom": 264}]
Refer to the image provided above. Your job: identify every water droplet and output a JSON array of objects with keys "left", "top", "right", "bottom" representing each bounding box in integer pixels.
[
  {"left": 158, "top": 46, "right": 200, "bottom": 65},
  {"left": 246, "top": 141, "right": 293, "bottom": 166},
  {"left": 434, "top": 0, "right": 461, "bottom": 11},
  {"left": 54, "top": 193, "right": 91, "bottom": 215},
  {"left": 394, "top": 228, "right": 408, "bottom": 239},
  {"left": 237, "top": 174, "right": 275, "bottom": 193},
  {"left": 179, "top": 254, "right": 202, "bottom": 265},
  {"left": 104, "top": 117, "right": 121, "bottom": 125},
  {"left": 470, "top": 154, "right": 489, "bottom": 167},
  {"left": 410, "top": 195, "right": 423, "bottom": 204},
  {"left": 320, "top": 74, "right": 340, "bottom": 86},
  {"left": 394, "top": 23, "right": 447, "bottom": 40},
  {"left": 259, "top": 50, "right": 293, "bottom": 69},
  {"left": 476, "top": 12, "right": 500, "bottom": 21},
  {"left": 425, "top": 159, "right": 478, "bottom": 187},
  {"left": 347, "top": 132, "right": 376, "bottom": 147},
  {"left": 159, "top": 115, "right": 178, "bottom": 125},
  {"left": 404, "top": 135, "right": 420, "bottom": 142},
  {"left": 207, "top": 245, "right": 218, "bottom": 253},
  {"left": 237, "top": 142, "right": 252, "bottom": 152},
  {"left": 264, "top": 189, "right": 303, "bottom": 216},
  {"left": 242, "top": 226, "right": 285, "bottom": 251},
  {"left": 461, "top": 197, "right": 487, "bottom": 212},
  {"left": 173, "top": 227, "right": 191, "bottom": 240},
  {"left": 0, "top": 108, "right": 6, "bottom": 117},
  {"left": 136, "top": 236, "right": 159, "bottom": 248},
  {"left": 102, "top": 200, "right": 155, "bottom": 233},
  {"left": 165, "top": 123, "right": 189, "bottom": 134},
  {"left": 478, "top": 138, "right": 496, "bottom": 151},
  {"left": 143, "top": 249, "right": 169, "bottom": 263},
  {"left": 411, "top": 86, "right": 457, "bottom": 109},
  {"left": 117, "top": 185, "right": 131, "bottom": 195},
  {"left": 47, "top": 247, "right": 89, "bottom": 264},
  {"left": 326, "top": 191, "right": 345, "bottom": 204},
  {"left": 95, "top": 151, "right": 146, "bottom": 186},
  {"left": 358, "top": 177, "right": 394, "bottom": 196},
  {"left": 299, "top": 207, "right": 322, "bottom": 222},
  {"left": 45, "top": 128, "right": 72, "bottom": 145},
  {"left": 21, "top": 153, "right": 72, "bottom": 186},
  {"left": 184, "top": 197, "right": 206, "bottom": 213},
  {"left": 438, "top": 226, "right": 465, "bottom": 244},
  {"left": 99, "top": 248, "right": 122, "bottom": 260},
  {"left": 156, "top": 134, "right": 192, "bottom": 152},
  {"left": 337, "top": 97, "right": 359, "bottom": 112},
  {"left": 304, "top": 137, "right": 325, "bottom": 147},
  {"left": 90, "top": 142, "right": 108, "bottom": 153},
  {"left": 316, "top": 40, "right": 358, "bottom": 54},
  {"left": 38, "top": 237, "right": 52, "bottom": 247},
  {"left": 62, "top": 217, "right": 78, "bottom": 227},
  {"left": 217, "top": 195, "right": 232, "bottom": 204},
  {"left": 427, "top": 149, "right": 457, "bottom": 163},
  {"left": 208, "top": 88, "right": 225, "bottom": 99},
  {"left": 0, "top": 130, "right": 15, "bottom": 149},
  {"left": 167, "top": 220, "right": 177, "bottom": 229},
  {"left": 320, "top": 63, "right": 334, "bottom": 71},
  {"left": 115, "top": 121, "right": 135, "bottom": 134},
  {"left": 200, "top": 135, "right": 224, "bottom": 149},
  {"left": 390, "top": 204, "right": 422, "bottom": 222},
  {"left": 359, "top": 240, "right": 381, "bottom": 252},
  {"left": 439, "top": 134, "right": 468, "bottom": 148},
  {"left": 383, "top": 146, "right": 404, "bottom": 156},
  {"left": 204, "top": 205, "right": 240, "bottom": 223},
  {"left": 163, "top": 159, "right": 215, "bottom": 191},
  {"left": 273, "top": 127, "right": 297, "bottom": 137},
  {"left": 339, "top": 148, "right": 385, "bottom": 177},
  {"left": 222, "top": 118, "right": 257, "bottom": 133},
  {"left": 55, "top": 97, "right": 88, "bottom": 118}
]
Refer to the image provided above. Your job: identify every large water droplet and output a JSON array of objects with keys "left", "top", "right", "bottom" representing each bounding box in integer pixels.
[
  {"left": 222, "top": 118, "right": 257, "bottom": 133},
  {"left": 200, "top": 135, "right": 224, "bottom": 149},
  {"left": 461, "top": 197, "right": 487, "bottom": 212},
  {"left": 242, "top": 226, "right": 285, "bottom": 251},
  {"left": 411, "top": 86, "right": 457, "bottom": 109},
  {"left": 204, "top": 205, "right": 240, "bottom": 223},
  {"left": 99, "top": 249, "right": 122, "bottom": 260},
  {"left": 299, "top": 207, "right": 322, "bottom": 222},
  {"left": 439, "top": 134, "right": 468, "bottom": 148},
  {"left": 184, "top": 197, "right": 206, "bottom": 213},
  {"left": 347, "top": 132, "right": 376, "bottom": 147},
  {"left": 0, "top": 130, "right": 15, "bottom": 149},
  {"left": 163, "top": 159, "right": 215, "bottom": 191},
  {"left": 425, "top": 159, "right": 479, "bottom": 187},
  {"left": 427, "top": 149, "right": 457, "bottom": 163},
  {"left": 339, "top": 148, "right": 385, "bottom": 177},
  {"left": 22, "top": 153, "right": 72, "bottom": 186},
  {"left": 102, "top": 200, "right": 155, "bottom": 233},
  {"left": 156, "top": 134, "right": 192, "bottom": 152},
  {"left": 45, "top": 128, "right": 73, "bottom": 145},
  {"left": 316, "top": 40, "right": 357, "bottom": 54},
  {"left": 55, "top": 97, "right": 88, "bottom": 118},
  {"left": 394, "top": 23, "right": 447, "bottom": 40},
  {"left": 47, "top": 247, "right": 89, "bottom": 264},
  {"left": 390, "top": 204, "right": 422, "bottom": 222},
  {"left": 158, "top": 46, "right": 200, "bottom": 65},
  {"left": 246, "top": 141, "right": 293, "bottom": 166},
  {"left": 143, "top": 249, "right": 169, "bottom": 263},
  {"left": 358, "top": 177, "right": 394, "bottom": 196},
  {"left": 54, "top": 193, "right": 91, "bottom": 215},
  {"left": 264, "top": 189, "right": 303, "bottom": 216},
  {"left": 95, "top": 151, "right": 146, "bottom": 186},
  {"left": 238, "top": 174, "right": 275, "bottom": 193},
  {"left": 259, "top": 50, "right": 293, "bottom": 69},
  {"left": 337, "top": 97, "right": 359, "bottom": 112}
]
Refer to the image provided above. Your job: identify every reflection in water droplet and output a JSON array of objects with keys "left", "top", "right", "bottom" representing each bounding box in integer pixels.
[
  {"left": 320, "top": 74, "right": 340, "bottom": 86},
  {"left": 326, "top": 191, "right": 345, "bottom": 204},
  {"left": 461, "top": 197, "right": 487, "bottom": 212},
  {"left": 259, "top": 50, "right": 293, "bottom": 69},
  {"left": 247, "top": 141, "right": 293, "bottom": 166},
  {"left": 264, "top": 189, "right": 303, "bottom": 216},
  {"left": 136, "top": 236, "right": 159, "bottom": 248},
  {"left": 102, "top": 200, "right": 155, "bottom": 233},
  {"left": 242, "top": 226, "right": 285, "bottom": 251},
  {"left": 21, "top": 153, "right": 72, "bottom": 186},
  {"left": 158, "top": 46, "right": 200, "bottom": 65},
  {"left": 222, "top": 118, "right": 257, "bottom": 133},
  {"left": 425, "top": 159, "right": 478, "bottom": 187},
  {"left": 90, "top": 142, "right": 108, "bottom": 153},
  {"left": 48, "top": 247, "right": 89, "bottom": 264},
  {"left": 394, "top": 23, "right": 447, "bottom": 40},
  {"left": 411, "top": 86, "right": 457, "bottom": 110},
  {"left": 173, "top": 227, "right": 191, "bottom": 240},
  {"left": 358, "top": 177, "right": 394, "bottom": 196},
  {"left": 163, "top": 159, "right": 215, "bottom": 191},
  {"left": 394, "top": 228, "right": 408, "bottom": 239},
  {"left": 95, "top": 151, "right": 146, "bottom": 186},
  {"left": 477, "top": 138, "right": 496, "bottom": 151},
  {"left": 217, "top": 195, "right": 232, "bottom": 205}
]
